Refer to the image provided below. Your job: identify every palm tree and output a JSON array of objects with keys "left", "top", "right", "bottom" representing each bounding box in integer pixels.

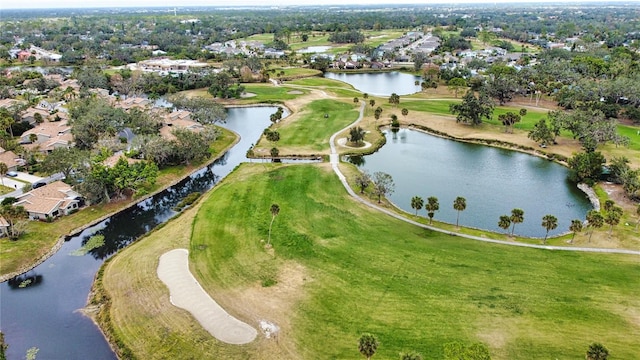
[
  {"left": 510, "top": 208, "right": 524, "bottom": 236},
  {"left": 400, "top": 351, "right": 423, "bottom": 360},
  {"left": 0, "top": 162, "right": 7, "bottom": 187},
  {"left": 586, "top": 210, "right": 604, "bottom": 243},
  {"left": 410, "top": 196, "right": 424, "bottom": 216},
  {"left": 267, "top": 203, "right": 280, "bottom": 246},
  {"left": 498, "top": 215, "right": 511, "bottom": 234},
  {"left": 541, "top": 214, "right": 558, "bottom": 244},
  {"left": 425, "top": 196, "right": 439, "bottom": 224},
  {"left": 569, "top": 219, "right": 583, "bottom": 243},
  {"left": 603, "top": 199, "right": 615, "bottom": 213},
  {"left": 604, "top": 205, "right": 623, "bottom": 236},
  {"left": 586, "top": 343, "right": 609, "bottom": 360},
  {"left": 358, "top": 333, "right": 379, "bottom": 360},
  {"left": 453, "top": 197, "right": 466, "bottom": 228}
]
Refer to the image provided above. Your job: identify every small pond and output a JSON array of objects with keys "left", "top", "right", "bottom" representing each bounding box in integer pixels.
[
  {"left": 324, "top": 71, "right": 423, "bottom": 96},
  {"left": 355, "top": 128, "right": 592, "bottom": 238},
  {"left": 298, "top": 46, "right": 332, "bottom": 53}
]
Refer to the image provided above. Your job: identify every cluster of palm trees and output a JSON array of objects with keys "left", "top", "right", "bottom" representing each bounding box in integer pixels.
[
  {"left": 409, "top": 195, "right": 627, "bottom": 243},
  {"left": 410, "top": 195, "right": 466, "bottom": 227}
]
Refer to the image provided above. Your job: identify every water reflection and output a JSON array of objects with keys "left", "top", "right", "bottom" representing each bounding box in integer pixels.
[
  {"left": 7, "top": 273, "right": 43, "bottom": 290},
  {"left": 359, "top": 128, "right": 592, "bottom": 237}
]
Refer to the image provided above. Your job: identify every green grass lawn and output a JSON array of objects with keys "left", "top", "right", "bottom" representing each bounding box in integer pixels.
[
  {"left": 243, "top": 83, "right": 308, "bottom": 102},
  {"left": 185, "top": 164, "right": 639, "bottom": 359},
  {"left": 399, "top": 99, "right": 548, "bottom": 132},
  {"left": 269, "top": 67, "right": 322, "bottom": 79},
  {"left": 616, "top": 124, "right": 640, "bottom": 151},
  {"left": 288, "top": 77, "right": 353, "bottom": 89},
  {"left": 270, "top": 99, "right": 359, "bottom": 152}
]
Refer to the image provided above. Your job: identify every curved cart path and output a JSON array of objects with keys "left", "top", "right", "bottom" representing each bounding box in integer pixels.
[
  {"left": 157, "top": 249, "right": 258, "bottom": 344},
  {"left": 329, "top": 102, "right": 640, "bottom": 256}
]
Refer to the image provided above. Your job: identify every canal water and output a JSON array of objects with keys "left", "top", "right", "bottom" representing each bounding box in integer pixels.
[
  {"left": 0, "top": 106, "right": 278, "bottom": 360},
  {"left": 355, "top": 128, "right": 592, "bottom": 237}
]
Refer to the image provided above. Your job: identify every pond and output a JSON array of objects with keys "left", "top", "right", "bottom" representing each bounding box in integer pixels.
[
  {"left": 354, "top": 128, "right": 592, "bottom": 238},
  {"left": 324, "top": 71, "right": 423, "bottom": 96},
  {"left": 298, "top": 46, "right": 332, "bottom": 53},
  {"left": 0, "top": 106, "right": 279, "bottom": 360}
]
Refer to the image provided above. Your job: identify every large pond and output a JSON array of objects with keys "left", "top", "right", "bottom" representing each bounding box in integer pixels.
[
  {"left": 324, "top": 71, "right": 422, "bottom": 96},
  {"left": 355, "top": 128, "right": 592, "bottom": 238},
  {"left": 0, "top": 106, "right": 279, "bottom": 360}
]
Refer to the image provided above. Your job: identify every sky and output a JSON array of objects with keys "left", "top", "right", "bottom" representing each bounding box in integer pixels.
[{"left": 3, "top": 0, "right": 625, "bottom": 10}]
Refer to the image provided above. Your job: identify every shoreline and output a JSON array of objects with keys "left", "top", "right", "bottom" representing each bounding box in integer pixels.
[{"left": 0, "top": 127, "right": 240, "bottom": 283}]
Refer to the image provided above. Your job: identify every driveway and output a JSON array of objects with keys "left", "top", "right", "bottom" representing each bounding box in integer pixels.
[{"left": 0, "top": 172, "right": 45, "bottom": 199}]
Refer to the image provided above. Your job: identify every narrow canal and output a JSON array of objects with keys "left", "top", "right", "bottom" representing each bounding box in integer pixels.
[{"left": 0, "top": 106, "right": 278, "bottom": 360}]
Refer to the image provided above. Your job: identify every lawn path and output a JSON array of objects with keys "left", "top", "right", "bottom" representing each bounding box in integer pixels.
[{"left": 329, "top": 102, "right": 640, "bottom": 256}]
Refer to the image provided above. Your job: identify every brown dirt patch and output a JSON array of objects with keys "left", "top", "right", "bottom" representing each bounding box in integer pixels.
[
  {"left": 402, "top": 112, "right": 583, "bottom": 161},
  {"left": 601, "top": 182, "right": 638, "bottom": 211},
  {"left": 216, "top": 261, "right": 310, "bottom": 357}
]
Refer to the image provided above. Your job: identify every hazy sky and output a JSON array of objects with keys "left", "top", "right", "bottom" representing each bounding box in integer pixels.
[{"left": 3, "top": 0, "right": 617, "bottom": 10}]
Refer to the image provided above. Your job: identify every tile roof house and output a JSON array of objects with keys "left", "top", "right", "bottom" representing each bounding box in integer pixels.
[
  {"left": 20, "top": 120, "right": 73, "bottom": 153},
  {"left": 0, "top": 148, "right": 23, "bottom": 171},
  {"left": 14, "top": 181, "right": 82, "bottom": 220},
  {"left": 113, "top": 96, "right": 151, "bottom": 111},
  {"left": 21, "top": 107, "right": 50, "bottom": 125},
  {"left": 0, "top": 216, "right": 8, "bottom": 237},
  {"left": 159, "top": 110, "right": 204, "bottom": 141}
]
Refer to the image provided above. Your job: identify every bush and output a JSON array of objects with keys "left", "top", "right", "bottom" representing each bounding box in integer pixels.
[
  {"left": 1, "top": 197, "right": 16, "bottom": 206},
  {"left": 173, "top": 192, "right": 202, "bottom": 211}
]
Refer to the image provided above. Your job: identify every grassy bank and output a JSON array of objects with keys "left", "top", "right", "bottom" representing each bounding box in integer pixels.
[
  {"left": 0, "top": 126, "right": 237, "bottom": 279},
  {"left": 99, "top": 163, "right": 640, "bottom": 359}
]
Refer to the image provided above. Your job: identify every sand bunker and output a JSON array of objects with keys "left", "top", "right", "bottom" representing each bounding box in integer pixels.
[
  {"left": 337, "top": 137, "right": 372, "bottom": 149},
  {"left": 157, "top": 249, "right": 257, "bottom": 344}
]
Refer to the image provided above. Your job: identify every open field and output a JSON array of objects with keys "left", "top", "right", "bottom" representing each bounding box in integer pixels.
[
  {"left": 99, "top": 163, "right": 640, "bottom": 360},
  {"left": 269, "top": 67, "right": 322, "bottom": 79},
  {"left": 0, "top": 127, "right": 237, "bottom": 279},
  {"left": 240, "top": 29, "right": 406, "bottom": 53}
]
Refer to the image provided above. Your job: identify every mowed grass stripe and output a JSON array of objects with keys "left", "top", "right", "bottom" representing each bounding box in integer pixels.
[
  {"left": 275, "top": 99, "right": 359, "bottom": 152},
  {"left": 188, "top": 163, "right": 640, "bottom": 359}
]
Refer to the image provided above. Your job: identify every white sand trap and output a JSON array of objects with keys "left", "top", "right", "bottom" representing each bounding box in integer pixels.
[
  {"left": 337, "top": 137, "right": 372, "bottom": 149},
  {"left": 157, "top": 249, "right": 257, "bottom": 344}
]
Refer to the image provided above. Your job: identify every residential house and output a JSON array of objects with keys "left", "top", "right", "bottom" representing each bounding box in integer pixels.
[
  {"left": 21, "top": 107, "right": 50, "bottom": 125},
  {"left": 20, "top": 120, "right": 73, "bottom": 154},
  {"left": 159, "top": 110, "right": 203, "bottom": 141},
  {"left": 0, "top": 148, "right": 25, "bottom": 171},
  {"left": 14, "top": 181, "right": 82, "bottom": 220},
  {"left": 103, "top": 151, "right": 141, "bottom": 168},
  {"left": 0, "top": 217, "right": 8, "bottom": 237},
  {"left": 114, "top": 96, "right": 150, "bottom": 111},
  {"left": 17, "top": 50, "right": 32, "bottom": 62}
]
